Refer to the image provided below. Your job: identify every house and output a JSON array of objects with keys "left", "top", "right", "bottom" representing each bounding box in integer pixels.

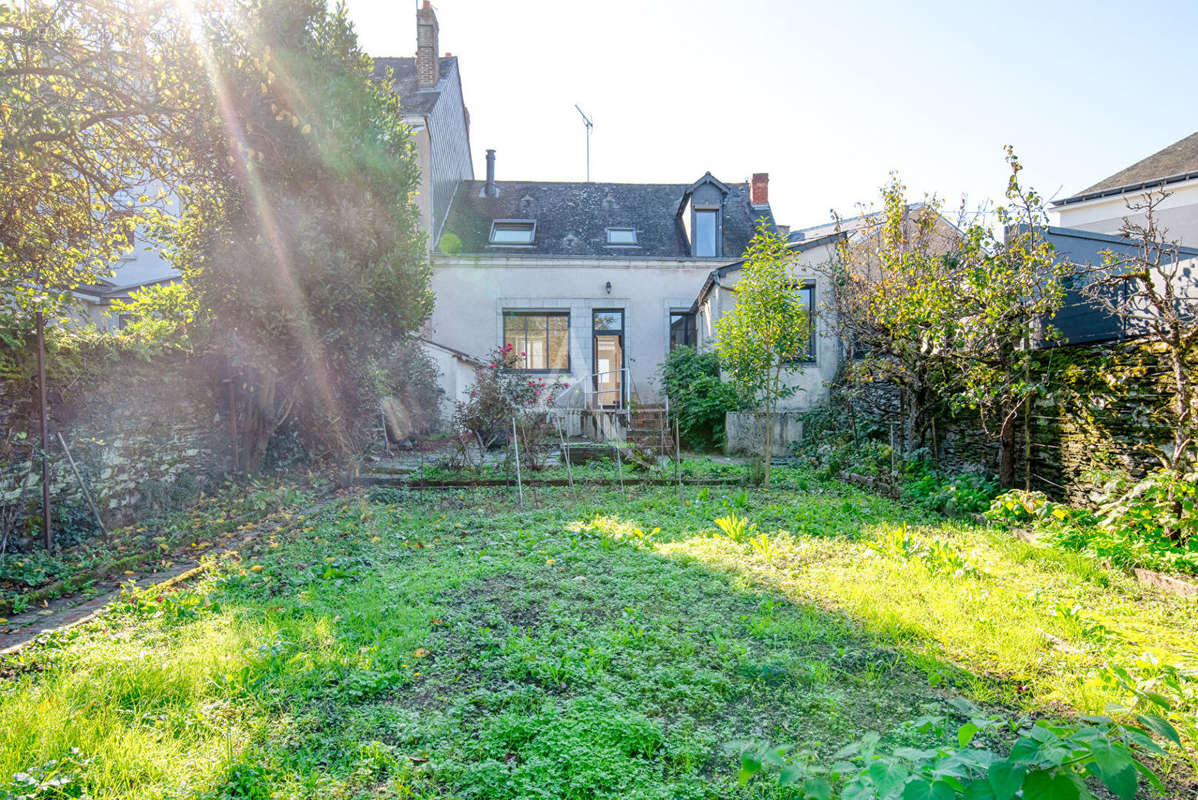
[
  {"left": 73, "top": 239, "right": 181, "bottom": 328},
  {"left": 1053, "top": 130, "right": 1198, "bottom": 246},
  {"left": 428, "top": 162, "right": 779, "bottom": 430},
  {"left": 689, "top": 230, "right": 843, "bottom": 449}
]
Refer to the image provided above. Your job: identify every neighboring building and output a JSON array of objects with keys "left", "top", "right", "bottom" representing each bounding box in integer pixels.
[
  {"left": 78, "top": 0, "right": 472, "bottom": 329},
  {"left": 1043, "top": 225, "right": 1198, "bottom": 346},
  {"left": 371, "top": 1, "right": 473, "bottom": 243},
  {"left": 1049, "top": 131, "right": 1198, "bottom": 345},
  {"left": 73, "top": 228, "right": 182, "bottom": 328},
  {"left": 428, "top": 162, "right": 778, "bottom": 418},
  {"left": 1053, "top": 130, "right": 1198, "bottom": 246}
]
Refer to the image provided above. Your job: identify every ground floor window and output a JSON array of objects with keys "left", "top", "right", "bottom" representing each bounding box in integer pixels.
[
  {"left": 796, "top": 283, "right": 816, "bottom": 361},
  {"left": 669, "top": 311, "right": 695, "bottom": 351},
  {"left": 503, "top": 311, "right": 570, "bottom": 371}
]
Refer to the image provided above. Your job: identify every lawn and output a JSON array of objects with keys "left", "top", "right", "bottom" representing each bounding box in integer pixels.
[{"left": 1, "top": 468, "right": 1195, "bottom": 798}]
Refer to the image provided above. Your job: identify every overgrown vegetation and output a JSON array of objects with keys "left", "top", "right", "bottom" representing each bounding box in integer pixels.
[
  {"left": 660, "top": 346, "right": 737, "bottom": 450},
  {"left": 451, "top": 344, "right": 553, "bottom": 470},
  {"left": 170, "top": 0, "right": 431, "bottom": 471},
  {"left": 2, "top": 473, "right": 1196, "bottom": 798},
  {"left": 987, "top": 476, "right": 1198, "bottom": 576}
]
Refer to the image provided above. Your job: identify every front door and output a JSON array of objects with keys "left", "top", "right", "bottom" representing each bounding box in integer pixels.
[{"left": 592, "top": 309, "right": 624, "bottom": 408}]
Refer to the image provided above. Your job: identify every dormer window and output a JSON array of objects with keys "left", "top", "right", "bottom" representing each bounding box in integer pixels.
[
  {"left": 605, "top": 227, "right": 637, "bottom": 246},
  {"left": 693, "top": 209, "right": 718, "bottom": 257},
  {"left": 489, "top": 219, "right": 535, "bottom": 245}
]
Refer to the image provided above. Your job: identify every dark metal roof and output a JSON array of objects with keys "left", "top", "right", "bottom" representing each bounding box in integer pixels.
[
  {"left": 1056, "top": 131, "right": 1198, "bottom": 206},
  {"left": 370, "top": 56, "right": 458, "bottom": 115},
  {"left": 1044, "top": 225, "right": 1198, "bottom": 344},
  {"left": 437, "top": 179, "right": 775, "bottom": 258}
]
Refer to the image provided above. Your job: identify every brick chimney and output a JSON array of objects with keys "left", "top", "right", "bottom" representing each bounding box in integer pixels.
[
  {"left": 750, "top": 173, "right": 769, "bottom": 206},
  {"left": 416, "top": 1, "right": 440, "bottom": 89}
]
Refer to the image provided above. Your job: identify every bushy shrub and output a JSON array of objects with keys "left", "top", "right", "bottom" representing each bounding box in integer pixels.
[
  {"left": 109, "top": 281, "right": 200, "bottom": 348},
  {"left": 660, "top": 346, "right": 737, "bottom": 450},
  {"left": 1095, "top": 467, "right": 1198, "bottom": 545},
  {"left": 986, "top": 474, "right": 1198, "bottom": 575},
  {"left": 1045, "top": 523, "right": 1198, "bottom": 575},
  {"left": 734, "top": 699, "right": 1173, "bottom": 800},
  {"left": 791, "top": 397, "right": 891, "bottom": 478},
  {"left": 902, "top": 463, "right": 999, "bottom": 517},
  {"left": 452, "top": 345, "right": 552, "bottom": 467}
]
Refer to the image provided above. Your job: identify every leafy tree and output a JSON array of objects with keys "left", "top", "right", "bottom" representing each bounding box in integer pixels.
[
  {"left": 820, "top": 177, "right": 959, "bottom": 460},
  {"left": 109, "top": 281, "right": 201, "bottom": 348},
  {"left": 660, "top": 346, "right": 737, "bottom": 450},
  {"left": 714, "top": 220, "right": 810, "bottom": 486},
  {"left": 827, "top": 153, "right": 1068, "bottom": 488},
  {"left": 170, "top": 0, "right": 430, "bottom": 471},
  {"left": 1, "top": 0, "right": 202, "bottom": 547},
  {"left": 0, "top": 0, "right": 200, "bottom": 315},
  {"left": 933, "top": 149, "right": 1069, "bottom": 488}
]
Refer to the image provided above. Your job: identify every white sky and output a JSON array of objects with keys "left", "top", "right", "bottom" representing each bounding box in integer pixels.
[{"left": 344, "top": 0, "right": 1198, "bottom": 230}]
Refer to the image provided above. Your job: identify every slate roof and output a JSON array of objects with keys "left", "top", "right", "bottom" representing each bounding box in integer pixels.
[
  {"left": 438, "top": 179, "right": 775, "bottom": 258},
  {"left": 1057, "top": 131, "right": 1198, "bottom": 206},
  {"left": 370, "top": 56, "right": 458, "bottom": 115}
]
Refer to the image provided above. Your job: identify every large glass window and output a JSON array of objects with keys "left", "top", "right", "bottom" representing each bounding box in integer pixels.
[
  {"left": 503, "top": 311, "right": 569, "bottom": 371},
  {"left": 693, "top": 209, "right": 718, "bottom": 257}
]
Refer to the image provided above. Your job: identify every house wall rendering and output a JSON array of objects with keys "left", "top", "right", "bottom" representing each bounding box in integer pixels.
[
  {"left": 428, "top": 256, "right": 717, "bottom": 403},
  {"left": 1053, "top": 178, "right": 1198, "bottom": 246}
]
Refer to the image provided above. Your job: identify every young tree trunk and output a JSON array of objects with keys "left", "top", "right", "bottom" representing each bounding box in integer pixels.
[
  {"left": 1168, "top": 338, "right": 1194, "bottom": 472},
  {"left": 1023, "top": 403, "right": 1032, "bottom": 492},
  {"left": 998, "top": 409, "right": 1017, "bottom": 489},
  {"left": 233, "top": 369, "right": 291, "bottom": 473}
]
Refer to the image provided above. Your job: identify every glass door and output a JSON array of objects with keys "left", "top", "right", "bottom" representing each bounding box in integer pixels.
[{"left": 592, "top": 310, "right": 624, "bottom": 408}]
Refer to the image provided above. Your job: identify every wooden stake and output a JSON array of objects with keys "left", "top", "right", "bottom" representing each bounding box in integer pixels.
[
  {"left": 674, "top": 417, "right": 682, "bottom": 498},
  {"left": 511, "top": 418, "right": 524, "bottom": 506},
  {"left": 35, "top": 310, "right": 51, "bottom": 551},
  {"left": 556, "top": 417, "right": 574, "bottom": 494},
  {"left": 57, "top": 432, "right": 107, "bottom": 542}
]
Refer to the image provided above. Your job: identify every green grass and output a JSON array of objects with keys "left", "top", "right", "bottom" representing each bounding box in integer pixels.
[
  {"left": 0, "top": 479, "right": 317, "bottom": 612},
  {"left": 1, "top": 468, "right": 1195, "bottom": 798}
]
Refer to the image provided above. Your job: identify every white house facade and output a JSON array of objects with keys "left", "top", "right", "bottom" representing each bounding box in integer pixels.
[{"left": 1053, "top": 130, "right": 1198, "bottom": 246}]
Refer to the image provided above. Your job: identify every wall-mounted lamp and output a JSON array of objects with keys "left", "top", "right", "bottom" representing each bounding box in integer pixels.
[{"left": 604, "top": 280, "right": 612, "bottom": 295}]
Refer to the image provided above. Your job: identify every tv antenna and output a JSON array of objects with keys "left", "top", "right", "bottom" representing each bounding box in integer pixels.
[{"left": 574, "top": 104, "right": 593, "bottom": 182}]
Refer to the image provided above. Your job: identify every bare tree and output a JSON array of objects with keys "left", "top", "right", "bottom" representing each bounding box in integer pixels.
[{"left": 1081, "top": 191, "right": 1198, "bottom": 473}]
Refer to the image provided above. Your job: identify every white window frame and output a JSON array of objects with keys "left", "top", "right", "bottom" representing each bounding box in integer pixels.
[
  {"left": 605, "top": 227, "right": 638, "bottom": 246},
  {"left": 489, "top": 219, "right": 537, "bottom": 246}
]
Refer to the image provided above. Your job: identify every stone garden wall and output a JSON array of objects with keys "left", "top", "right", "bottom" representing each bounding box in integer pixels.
[
  {"left": 812, "top": 339, "right": 1186, "bottom": 504},
  {"left": 0, "top": 351, "right": 232, "bottom": 546}
]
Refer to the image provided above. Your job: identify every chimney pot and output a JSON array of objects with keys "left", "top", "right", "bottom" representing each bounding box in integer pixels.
[
  {"left": 485, "top": 149, "right": 497, "bottom": 197},
  {"left": 751, "top": 173, "right": 769, "bottom": 206},
  {"left": 416, "top": 2, "right": 440, "bottom": 89}
]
